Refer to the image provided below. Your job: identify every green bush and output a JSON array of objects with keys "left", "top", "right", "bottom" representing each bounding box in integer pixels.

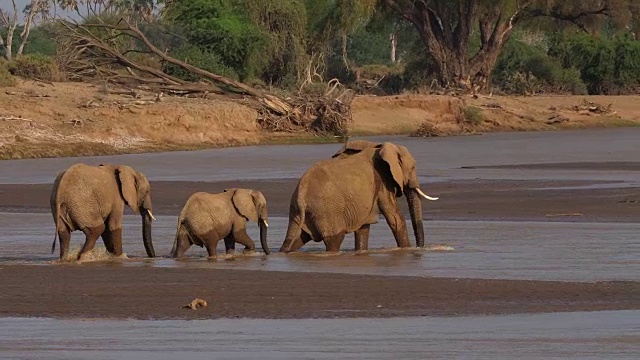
[
  {"left": 21, "top": 24, "right": 58, "bottom": 56},
  {"left": 493, "top": 38, "right": 587, "bottom": 94},
  {"left": 612, "top": 36, "right": 640, "bottom": 91},
  {"left": 461, "top": 106, "right": 484, "bottom": 125},
  {"left": 548, "top": 33, "right": 640, "bottom": 94},
  {"left": 7, "top": 54, "right": 62, "bottom": 82},
  {"left": 550, "top": 34, "right": 616, "bottom": 94},
  {"left": 0, "top": 60, "right": 17, "bottom": 87},
  {"left": 165, "top": 0, "right": 307, "bottom": 86},
  {"left": 164, "top": 45, "right": 238, "bottom": 82}
]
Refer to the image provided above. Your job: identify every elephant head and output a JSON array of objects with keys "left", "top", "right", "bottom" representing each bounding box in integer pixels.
[
  {"left": 225, "top": 188, "right": 270, "bottom": 255},
  {"left": 102, "top": 164, "right": 156, "bottom": 257},
  {"left": 333, "top": 140, "right": 438, "bottom": 247}
]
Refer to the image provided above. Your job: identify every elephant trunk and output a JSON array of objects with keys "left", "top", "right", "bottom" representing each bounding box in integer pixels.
[
  {"left": 406, "top": 188, "right": 425, "bottom": 248},
  {"left": 142, "top": 210, "right": 155, "bottom": 258},
  {"left": 259, "top": 219, "right": 270, "bottom": 255}
]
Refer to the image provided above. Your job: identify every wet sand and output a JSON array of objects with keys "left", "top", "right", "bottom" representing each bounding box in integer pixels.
[{"left": 0, "top": 265, "right": 637, "bottom": 320}]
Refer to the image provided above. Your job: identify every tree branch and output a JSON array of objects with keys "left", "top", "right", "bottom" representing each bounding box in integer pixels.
[{"left": 526, "top": 4, "right": 611, "bottom": 33}]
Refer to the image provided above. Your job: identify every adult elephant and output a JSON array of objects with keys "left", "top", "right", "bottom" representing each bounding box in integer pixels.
[
  {"left": 50, "top": 163, "right": 156, "bottom": 261},
  {"left": 170, "top": 188, "right": 270, "bottom": 258},
  {"left": 279, "top": 140, "right": 438, "bottom": 253}
]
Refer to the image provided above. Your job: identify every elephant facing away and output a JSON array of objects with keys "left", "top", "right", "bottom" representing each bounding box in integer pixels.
[
  {"left": 50, "top": 163, "right": 156, "bottom": 261},
  {"left": 280, "top": 140, "right": 438, "bottom": 253},
  {"left": 170, "top": 188, "right": 270, "bottom": 258}
]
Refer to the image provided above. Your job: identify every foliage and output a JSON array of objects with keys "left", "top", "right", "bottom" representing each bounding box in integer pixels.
[
  {"left": 7, "top": 54, "right": 62, "bottom": 81},
  {"left": 163, "top": 45, "right": 238, "bottom": 81},
  {"left": 164, "top": 0, "right": 307, "bottom": 87},
  {"left": 493, "top": 35, "right": 588, "bottom": 94},
  {"left": 21, "top": 24, "right": 58, "bottom": 56},
  {"left": 550, "top": 33, "right": 640, "bottom": 94},
  {"left": 461, "top": 106, "right": 484, "bottom": 126},
  {"left": 0, "top": 59, "right": 17, "bottom": 87},
  {"left": 380, "top": 0, "right": 635, "bottom": 90}
]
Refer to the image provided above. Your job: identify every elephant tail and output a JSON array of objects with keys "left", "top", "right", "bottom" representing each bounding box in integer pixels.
[
  {"left": 171, "top": 220, "right": 182, "bottom": 257},
  {"left": 51, "top": 232, "right": 57, "bottom": 254},
  {"left": 280, "top": 193, "right": 305, "bottom": 253},
  {"left": 171, "top": 217, "right": 192, "bottom": 257},
  {"left": 51, "top": 200, "right": 65, "bottom": 255}
]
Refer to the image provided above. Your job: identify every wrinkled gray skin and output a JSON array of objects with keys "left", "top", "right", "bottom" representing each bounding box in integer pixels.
[
  {"left": 170, "top": 188, "right": 270, "bottom": 258},
  {"left": 50, "top": 163, "right": 156, "bottom": 261},
  {"left": 280, "top": 140, "right": 437, "bottom": 253}
]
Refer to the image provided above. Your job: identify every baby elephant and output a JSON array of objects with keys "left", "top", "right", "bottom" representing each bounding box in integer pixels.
[{"left": 170, "top": 188, "right": 270, "bottom": 258}]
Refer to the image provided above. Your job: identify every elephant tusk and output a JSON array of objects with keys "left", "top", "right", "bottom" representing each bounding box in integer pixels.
[
  {"left": 416, "top": 188, "right": 439, "bottom": 201},
  {"left": 263, "top": 220, "right": 269, "bottom": 227},
  {"left": 148, "top": 210, "right": 157, "bottom": 221}
]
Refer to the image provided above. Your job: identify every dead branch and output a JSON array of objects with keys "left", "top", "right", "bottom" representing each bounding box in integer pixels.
[
  {"left": 54, "top": 18, "right": 351, "bottom": 136},
  {"left": 0, "top": 115, "right": 34, "bottom": 122}
]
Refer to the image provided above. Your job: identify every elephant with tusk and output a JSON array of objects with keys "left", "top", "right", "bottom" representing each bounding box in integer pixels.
[
  {"left": 280, "top": 140, "right": 438, "bottom": 253},
  {"left": 50, "top": 163, "right": 156, "bottom": 261},
  {"left": 170, "top": 188, "right": 270, "bottom": 258}
]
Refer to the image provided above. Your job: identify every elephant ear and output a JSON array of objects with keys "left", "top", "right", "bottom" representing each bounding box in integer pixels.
[
  {"left": 117, "top": 165, "right": 140, "bottom": 214},
  {"left": 231, "top": 189, "right": 259, "bottom": 222},
  {"left": 332, "top": 140, "right": 381, "bottom": 158},
  {"left": 379, "top": 142, "right": 405, "bottom": 193}
]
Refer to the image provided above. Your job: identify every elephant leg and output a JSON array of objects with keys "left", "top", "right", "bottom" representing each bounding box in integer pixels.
[
  {"left": 101, "top": 226, "right": 123, "bottom": 256},
  {"left": 79, "top": 223, "right": 106, "bottom": 259},
  {"left": 354, "top": 224, "right": 370, "bottom": 251},
  {"left": 204, "top": 240, "right": 219, "bottom": 258},
  {"left": 284, "top": 231, "right": 312, "bottom": 253},
  {"left": 201, "top": 230, "right": 221, "bottom": 258},
  {"left": 378, "top": 197, "right": 410, "bottom": 248},
  {"left": 224, "top": 234, "right": 236, "bottom": 254},
  {"left": 232, "top": 228, "right": 256, "bottom": 253},
  {"left": 324, "top": 231, "right": 346, "bottom": 252},
  {"left": 57, "top": 228, "right": 71, "bottom": 260}
]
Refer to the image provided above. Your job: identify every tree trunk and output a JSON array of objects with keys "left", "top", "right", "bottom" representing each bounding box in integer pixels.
[
  {"left": 383, "top": 0, "right": 522, "bottom": 92},
  {"left": 390, "top": 32, "right": 397, "bottom": 63},
  {"left": 5, "top": 28, "right": 14, "bottom": 61},
  {"left": 17, "top": 0, "right": 40, "bottom": 57}
]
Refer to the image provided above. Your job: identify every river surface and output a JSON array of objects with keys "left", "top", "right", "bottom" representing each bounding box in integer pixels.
[
  {"left": 1, "top": 311, "right": 639, "bottom": 359},
  {"left": 1, "top": 129, "right": 639, "bottom": 358}
]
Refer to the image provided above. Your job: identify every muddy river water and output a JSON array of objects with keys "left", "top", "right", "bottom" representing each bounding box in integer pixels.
[{"left": 0, "top": 129, "right": 639, "bottom": 358}]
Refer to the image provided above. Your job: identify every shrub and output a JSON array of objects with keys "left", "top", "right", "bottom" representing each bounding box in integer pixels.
[
  {"left": 550, "top": 34, "right": 616, "bottom": 94},
  {"left": 493, "top": 37, "right": 587, "bottom": 95},
  {"left": 461, "top": 106, "right": 484, "bottom": 126},
  {"left": 8, "top": 54, "right": 62, "bottom": 82},
  {"left": 164, "top": 45, "right": 238, "bottom": 82},
  {"left": 0, "top": 60, "right": 17, "bottom": 87},
  {"left": 612, "top": 36, "right": 640, "bottom": 91},
  {"left": 165, "top": 0, "right": 307, "bottom": 86}
]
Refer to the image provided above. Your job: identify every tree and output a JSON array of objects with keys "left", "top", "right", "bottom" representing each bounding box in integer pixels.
[
  {"left": 381, "top": 0, "right": 631, "bottom": 91},
  {"left": 0, "top": 0, "right": 49, "bottom": 60},
  {"left": 56, "top": 0, "right": 157, "bottom": 22}
]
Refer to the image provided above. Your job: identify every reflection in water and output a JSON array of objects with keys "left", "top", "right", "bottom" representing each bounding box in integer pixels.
[
  {"left": 0, "top": 311, "right": 638, "bottom": 359},
  {"left": 1, "top": 213, "right": 638, "bottom": 282}
]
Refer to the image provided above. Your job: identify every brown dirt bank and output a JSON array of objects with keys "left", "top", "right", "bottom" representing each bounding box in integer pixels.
[
  {"left": 1, "top": 178, "right": 638, "bottom": 222},
  {"left": 0, "top": 265, "right": 637, "bottom": 320},
  {"left": 2, "top": 81, "right": 640, "bottom": 159}
]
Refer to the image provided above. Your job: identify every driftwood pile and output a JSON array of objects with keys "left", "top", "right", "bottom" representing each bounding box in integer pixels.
[
  {"left": 572, "top": 99, "right": 614, "bottom": 115},
  {"left": 55, "top": 19, "right": 352, "bottom": 136},
  {"left": 257, "top": 80, "right": 353, "bottom": 136}
]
